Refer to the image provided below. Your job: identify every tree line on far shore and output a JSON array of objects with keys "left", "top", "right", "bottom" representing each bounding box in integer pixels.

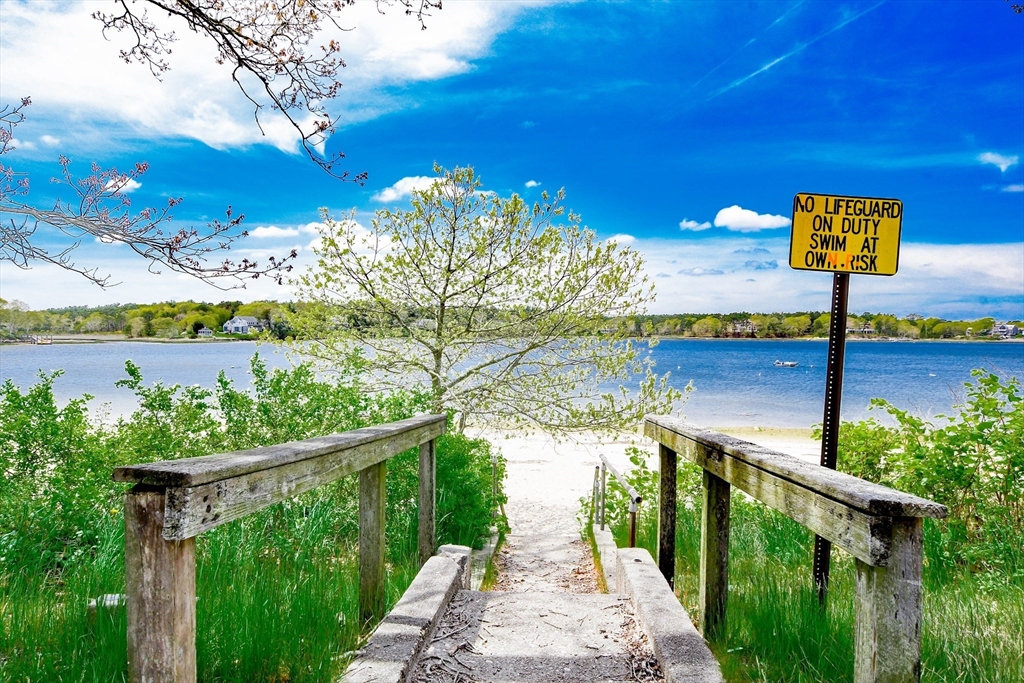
[
  {"left": 630, "top": 311, "right": 1021, "bottom": 340},
  {"left": 1, "top": 298, "right": 1018, "bottom": 342},
  {"left": 0, "top": 299, "right": 295, "bottom": 340}
]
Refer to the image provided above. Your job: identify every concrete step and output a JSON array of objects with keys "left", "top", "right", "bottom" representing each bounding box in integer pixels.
[{"left": 411, "top": 590, "right": 656, "bottom": 682}]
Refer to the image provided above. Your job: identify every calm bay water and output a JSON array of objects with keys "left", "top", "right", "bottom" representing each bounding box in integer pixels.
[{"left": 1, "top": 339, "right": 1021, "bottom": 428}]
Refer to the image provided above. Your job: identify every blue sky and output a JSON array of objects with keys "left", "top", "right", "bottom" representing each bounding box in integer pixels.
[{"left": 1, "top": 0, "right": 1022, "bottom": 317}]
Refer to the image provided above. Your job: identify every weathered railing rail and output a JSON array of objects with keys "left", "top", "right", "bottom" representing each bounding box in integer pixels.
[
  {"left": 595, "top": 453, "right": 643, "bottom": 547},
  {"left": 112, "top": 414, "right": 447, "bottom": 683},
  {"left": 645, "top": 415, "right": 947, "bottom": 683}
]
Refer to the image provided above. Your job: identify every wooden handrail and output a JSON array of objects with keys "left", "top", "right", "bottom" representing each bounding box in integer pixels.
[
  {"left": 115, "top": 414, "right": 447, "bottom": 683},
  {"left": 644, "top": 414, "right": 946, "bottom": 683},
  {"left": 114, "top": 414, "right": 446, "bottom": 488}
]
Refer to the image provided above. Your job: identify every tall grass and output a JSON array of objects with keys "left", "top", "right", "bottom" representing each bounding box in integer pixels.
[
  {"left": 604, "top": 464, "right": 1024, "bottom": 682},
  {"left": 602, "top": 369, "right": 1023, "bottom": 681},
  {"left": 0, "top": 357, "right": 504, "bottom": 682}
]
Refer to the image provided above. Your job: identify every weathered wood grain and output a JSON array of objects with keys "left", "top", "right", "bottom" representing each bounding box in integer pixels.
[
  {"left": 657, "top": 444, "right": 677, "bottom": 587},
  {"left": 160, "top": 421, "right": 443, "bottom": 540},
  {"left": 645, "top": 417, "right": 946, "bottom": 519},
  {"left": 125, "top": 487, "right": 196, "bottom": 683},
  {"left": 114, "top": 414, "right": 446, "bottom": 487},
  {"left": 360, "top": 461, "right": 387, "bottom": 624},
  {"left": 699, "top": 470, "right": 730, "bottom": 641},
  {"left": 418, "top": 439, "right": 436, "bottom": 567},
  {"left": 854, "top": 517, "right": 923, "bottom": 683},
  {"left": 683, "top": 439, "right": 892, "bottom": 565}
]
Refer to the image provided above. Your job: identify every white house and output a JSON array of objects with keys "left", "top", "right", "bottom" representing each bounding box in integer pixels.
[
  {"left": 992, "top": 323, "right": 1020, "bottom": 339},
  {"left": 223, "top": 316, "right": 263, "bottom": 334},
  {"left": 197, "top": 327, "right": 214, "bottom": 338}
]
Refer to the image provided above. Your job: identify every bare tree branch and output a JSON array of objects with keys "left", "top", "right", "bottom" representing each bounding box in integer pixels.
[
  {"left": 1, "top": 102, "right": 296, "bottom": 289},
  {"left": 92, "top": 0, "right": 441, "bottom": 179}
]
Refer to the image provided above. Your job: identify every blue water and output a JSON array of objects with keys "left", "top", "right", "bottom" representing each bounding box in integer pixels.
[
  {"left": 1, "top": 339, "right": 1021, "bottom": 428},
  {"left": 635, "top": 339, "right": 1023, "bottom": 427}
]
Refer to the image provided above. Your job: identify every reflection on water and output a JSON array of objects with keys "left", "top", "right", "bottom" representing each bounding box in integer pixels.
[{"left": 1, "top": 338, "right": 1021, "bottom": 428}]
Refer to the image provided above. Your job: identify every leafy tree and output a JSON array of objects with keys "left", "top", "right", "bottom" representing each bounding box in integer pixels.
[
  {"left": 690, "top": 316, "right": 723, "bottom": 337},
  {"left": 292, "top": 165, "right": 681, "bottom": 432},
  {"left": 782, "top": 314, "right": 811, "bottom": 336}
]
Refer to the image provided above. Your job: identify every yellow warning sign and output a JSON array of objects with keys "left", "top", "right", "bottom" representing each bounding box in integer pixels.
[{"left": 789, "top": 193, "right": 902, "bottom": 276}]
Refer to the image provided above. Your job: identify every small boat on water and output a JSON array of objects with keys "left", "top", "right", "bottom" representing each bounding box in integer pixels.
[{"left": 773, "top": 360, "right": 798, "bottom": 367}]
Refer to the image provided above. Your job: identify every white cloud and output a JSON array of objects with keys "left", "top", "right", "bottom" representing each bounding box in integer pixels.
[
  {"left": 679, "top": 219, "right": 712, "bottom": 231},
  {"left": 713, "top": 205, "right": 791, "bottom": 232},
  {"left": 979, "top": 152, "right": 1019, "bottom": 173},
  {"left": 250, "top": 226, "right": 300, "bottom": 238},
  {"left": 1001, "top": 184, "right": 1024, "bottom": 193},
  {"left": 103, "top": 177, "right": 142, "bottom": 193},
  {"left": 606, "top": 234, "right": 636, "bottom": 245},
  {"left": 525, "top": 180, "right": 541, "bottom": 188},
  {"left": 8, "top": 138, "right": 36, "bottom": 151},
  {"left": 0, "top": 1, "right": 531, "bottom": 153},
  {"left": 372, "top": 176, "right": 436, "bottom": 202},
  {"left": 40, "top": 134, "right": 60, "bottom": 146}
]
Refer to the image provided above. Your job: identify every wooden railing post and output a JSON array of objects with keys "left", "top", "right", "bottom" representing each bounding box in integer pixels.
[
  {"left": 418, "top": 439, "right": 436, "bottom": 567},
  {"left": 125, "top": 486, "right": 196, "bottom": 683},
  {"left": 854, "top": 517, "right": 924, "bottom": 683},
  {"left": 359, "top": 461, "right": 387, "bottom": 624},
  {"left": 699, "top": 469, "right": 730, "bottom": 641},
  {"left": 657, "top": 444, "right": 678, "bottom": 587}
]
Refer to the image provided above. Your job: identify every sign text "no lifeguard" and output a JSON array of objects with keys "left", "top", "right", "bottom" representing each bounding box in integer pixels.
[{"left": 788, "top": 193, "right": 902, "bottom": 276}]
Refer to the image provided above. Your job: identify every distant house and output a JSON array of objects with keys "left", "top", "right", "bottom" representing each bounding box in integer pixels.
[
  {"left": 223, "top": 316, "right": 263, "bottom": 334},
  {"left": 197, "top": 327, "right": 214, "bottom": 338},
  {"left": 992, "top": 323, "right": 1020, "bottom": 339},
  {"left": 727, "top": 320, "right": 755, "bottom": 336}
]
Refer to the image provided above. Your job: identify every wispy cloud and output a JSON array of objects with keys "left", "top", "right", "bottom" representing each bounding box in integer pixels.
[
  {"left": 707, "top": 1, "right": 887, "bottom": 101},
  {"left": 714, "top": 205, "right": 790, "bottom": 231},
  {"left": 979, "top": 152, "right": 1019, "bottom": 172},
  {"left": 1002, "top": 184, "right": 1024, "bottom": 193},
  {"left": 606, "top": 234, "right": 636, "bottom": 245},
  {"left": 525, "top": 179, "right": 541, "bottom": 188},
  {"left": 675, "top": 1, "right": 805, "bottom": 103},
  {"left": 372, "top": 176, "right": 435, "bottom": 202},
  {"left": 630, "top": 236, "right": 1023, "bottom": 318},
  {"left": 40, "top": 134, "right": 60, "bottom": 147},
  {"left": 679, "top": 219, "right": 712, "bottom": 231},
  {"left": 678, "top": 267, "right": 724, "bottom": 276}
]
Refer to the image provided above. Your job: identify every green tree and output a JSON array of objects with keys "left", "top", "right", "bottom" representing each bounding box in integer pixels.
[
  {"left": 782, "top": 314, "right": 811, "bottom": 337},
  {"left": 690, "top": 316, "right": 723, "bottom": 337},
  {"left": 292, "top": 165, "right": 681, "bottom": 432}
]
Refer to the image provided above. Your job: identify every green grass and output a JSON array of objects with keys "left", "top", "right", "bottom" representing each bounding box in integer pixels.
[
  {"left": 1, "top": 488, "right": 430, "bottom": 683},
  {"left": 607, "top": 474, "right": 1024, "bottom": 683}
]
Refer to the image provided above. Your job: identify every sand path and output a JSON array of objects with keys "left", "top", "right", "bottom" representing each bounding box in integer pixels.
[{"left": 410, "top": 429, "right": 663, "bottom": 682}]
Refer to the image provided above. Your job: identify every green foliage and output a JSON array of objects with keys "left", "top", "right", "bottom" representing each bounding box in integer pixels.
[
  {"left": 819, "top": 369, "right": 1023, "bottom": 575},
  {"left": 293, "top": 164, "right": 681, "bottom": 433},
  {"left": 0, "top": 356, "right": 504, "bottom": 681}
]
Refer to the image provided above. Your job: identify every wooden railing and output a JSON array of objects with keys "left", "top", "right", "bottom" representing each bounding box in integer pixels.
[
  {"left": 644, "top": 416, "right": 947, "bottom": 683},
  {"left": 112, "top": 414, "right": 446, "bottom": 683}
]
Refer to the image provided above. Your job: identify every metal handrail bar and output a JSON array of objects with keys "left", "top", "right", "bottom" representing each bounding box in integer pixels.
[{"left": 598, "top": 453, "right": 642, "bottom": 547}]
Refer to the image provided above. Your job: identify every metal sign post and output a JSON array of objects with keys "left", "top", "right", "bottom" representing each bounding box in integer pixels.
[
  {"left": 812, "top": 272, "right": 850, "bottom": 603},
  {"left": 789, "top": 191, "right": 903, "bottom": 605}
]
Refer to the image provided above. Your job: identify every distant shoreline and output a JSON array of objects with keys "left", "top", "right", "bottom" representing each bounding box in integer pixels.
[{"left": 2, "top": 334, "right": 1021, "bottom": 347}]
